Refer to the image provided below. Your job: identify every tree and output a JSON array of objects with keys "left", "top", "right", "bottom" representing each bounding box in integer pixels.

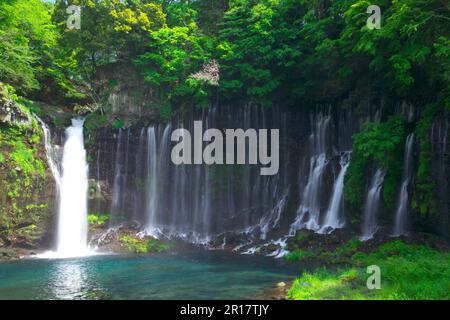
[{"left": 0, "top": 0, "right": 58, "bottom": 93}]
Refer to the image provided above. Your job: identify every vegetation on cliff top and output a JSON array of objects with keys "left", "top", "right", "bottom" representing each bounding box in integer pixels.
[{"left": 0, "top": 1, "right": 447, "bottom": 108}]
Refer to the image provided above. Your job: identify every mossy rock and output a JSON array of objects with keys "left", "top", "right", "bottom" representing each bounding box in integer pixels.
[
  {"left": 0, "top": 247, "right": 19, "bottom": 259},
  {"left": 286, "top": 229, "right": 314, "bottom": 251},
  {"left": 258, "top": 243, "right": 281, "bottom": 255}
]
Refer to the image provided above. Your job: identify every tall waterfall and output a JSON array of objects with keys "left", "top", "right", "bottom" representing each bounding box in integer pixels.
[
  {"left": 290, "top": 113, "right": 330, "bottom": 232},
  {"left": 360, "top": 169, "right": 385, "bottom": 241},
  {"left": 55, "top": 118, "right": 90, "bottom": 257},
  {"left": 36, "top": 118, "right": 91, "bottom": 258},
  {"left": 393, "top": 134, "right": 415, "bottom": 236},
  {"left": 318, "top": 152, "right": 351, "bottom": 234}
]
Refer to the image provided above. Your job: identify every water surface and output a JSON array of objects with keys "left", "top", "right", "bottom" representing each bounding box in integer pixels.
[{"left": 0, "top": 250, "right": 300, "bottom": 300}]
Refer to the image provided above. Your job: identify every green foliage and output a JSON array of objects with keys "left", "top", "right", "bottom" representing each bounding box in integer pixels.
[
  {"left": 111, "top": 118, "right": 125, "bottom": 129},
  {"left": 146, "top": 239, "right": 171, "bottom": 253},
  {"left": 159, "top": 103, "right": 172, "bottom": 121},
  {"left": 0, "top": 104, "right": 48, "bottom": 246},
  {"left": 50, "top": 0, "right": 167, "bottom": 102},
  {"left": 414, "top": 104, "right": 439, "bottom": 218},
  {"left": 120, "top": 235, "right": 149, "bottom": 253},
  {"left": 0, "top": 0, "right": 81, "bottom": 101},
  {"left": 288, "top": 241, "right": 450, "bottom": 300},
  {"left": 0, "top": 0, "right": 56, "bottom": 92},
  {"left": 0, "top": 0, "right": 447, "bottom": 249},
  {"left": 84, "top": 112, "right": 109, "bottom": 130},
  {"left": 288, "top": 268, "right": 360, "bottom": 300},
  {"left": 286, "top": 235, "right": 364, "bottom": 265},
  {"left": 345, "top": 117, "right": 406, "bottom": 208},
  {"left": 1, "top": 0, "right": 448, "bottom": 108},
  {"left": 335, "top": 238, "right": 362, "bottom": 257},
  {"left": 0, "top": 114, "right": 44, "bottom": 178},
  {"left": 119, "top": 235, "right": 171, "bottom": 254},
  {"left": 218, "top": 0, "right": 449, "bottom": 106},
  {"left": 88, "top": 213, "right": 109, "bottom": 227},
  {"left": 134, "top": 24, "right": 212, "bottom": 102},
  {"left": 284, "top": 249, "right": 316, "bottom": 262},
  {"left": 9, "top": 141, "right": 43, "bottom": 177}
]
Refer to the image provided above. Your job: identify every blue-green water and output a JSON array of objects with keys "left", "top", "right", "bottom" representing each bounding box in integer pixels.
[{"left": 0, "top": 250, "right": 301, "bottom": 300}]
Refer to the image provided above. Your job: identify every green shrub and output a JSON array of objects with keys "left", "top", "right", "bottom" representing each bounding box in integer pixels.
[
  {"left": 120, "top": 235, "right": 149, "bottom": 253},
  {"left": 284, "top": 249, "right": 316, "bottom": 262},
  {"left": 9, "top": 141, "right": 43, "bottom": 176},
  {"left": 147, "top": 239, "right": 172, "bottom": 253},
  {"left": 335, "top": 238, "right": 362, "bottom": 256},
  {"left": 345, "top": 117, "right": 406, "bottom": 209},
  {"left": 414, "top": 104, "right": 439, "bottom": 218},
  {"left": 119, "top": 235, "right": 171, "bottom": 254},
  {"left": 84, "top": 112, "right": 108, "bottom": 131},
  {"left": 159, "top": 103, "right": 172, "bottom": 121},
  {"left": 111, "top": 118, "right": 125, "bottom": 129},
  {"left": 87, "top": 213, "right": 109, "bottom": 227}
]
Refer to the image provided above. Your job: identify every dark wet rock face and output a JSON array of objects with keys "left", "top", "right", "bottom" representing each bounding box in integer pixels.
[
  {"left": 2, "top": 98, "right": 450, "bottom": 258},
  {"left": 429, "top": 111, "right": 449, "bottom": 238},
  {"left": 79, "top": 102, "right": 450, "bottom": 248}
]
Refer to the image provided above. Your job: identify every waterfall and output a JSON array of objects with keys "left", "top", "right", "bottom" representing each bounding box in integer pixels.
[
  {"left": 393, "top": 134, "right": 414, "bottom": 236},
  {"left": 37, "top": 118, "right": 91, "bottom": 258},
  {"left": 133, "top": 128, "right": 147, "bottom": 220},
  {"left": 146, "top": 126, "right": 158, "bottom": 231},
  {"left": 110, "top": 129, "right": 124, "bottom": 222},
  {"left": 259, "top": 189, "right": 289, "bottom": 240},
  {"left": 318, "top": 152, "right": 351, "bottom": 234},
  {"left": 290, "top": 113, "right": 330, "bottom": 233},
  {"left": 360, "top": 169, "right": 385, "bottom": 241},
  {"left": 100, "top": 105, "right": 289, "bottom": 243},
  {"left": 35, "top": 115, "right": 61, "bottom": 187},
  {"left": 56, "top": 118, "right": 90, "bottom": 256}
]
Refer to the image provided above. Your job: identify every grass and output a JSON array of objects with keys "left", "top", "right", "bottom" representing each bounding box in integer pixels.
[
  {"left": 284, "top": 249, "right": 316, "bottom": 262},
  {"left": 288, "top": 240, "right": 450, "bottom": 300}
]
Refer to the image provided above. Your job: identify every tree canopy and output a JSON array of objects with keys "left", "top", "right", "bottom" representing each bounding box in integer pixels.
[{"left": 0, "top": 0, "right": 447, "bottom": 107}]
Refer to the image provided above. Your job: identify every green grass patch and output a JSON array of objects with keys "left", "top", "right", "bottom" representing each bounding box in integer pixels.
[
  {"left": 284, "top": 249, "right": 316, "bottom": 262},
  {"left": 288, "top": 240, "right": 450, "bottom": 300}
]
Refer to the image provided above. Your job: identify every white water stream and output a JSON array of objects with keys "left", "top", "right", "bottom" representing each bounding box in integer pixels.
[{"left": 37, "top": 118, "right": 92, "bottom": 258}]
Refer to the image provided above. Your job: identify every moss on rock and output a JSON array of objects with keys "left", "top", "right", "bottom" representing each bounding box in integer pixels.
[{"left": 0, "top": 83, "right": 53, "bottom": 249}]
